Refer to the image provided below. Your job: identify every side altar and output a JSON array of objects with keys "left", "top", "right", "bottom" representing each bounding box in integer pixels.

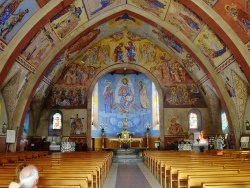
[{"left": 108, "top": 117, "right": 143, "bottom": 149}]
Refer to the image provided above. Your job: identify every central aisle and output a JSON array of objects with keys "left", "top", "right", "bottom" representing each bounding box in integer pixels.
[{"left": 103, "top": 162, "right": 162, "bottom": 188}]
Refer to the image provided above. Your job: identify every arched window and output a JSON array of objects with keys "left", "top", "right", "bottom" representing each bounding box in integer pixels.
[
  {"left": 221, "top": 111, "right": 229, "bottom": 133},
  {"left": 188, "top": 109, "right": 201, "bottom": 132},
  {"left": 53, "top": 113, "right": 62, "bottom": 129},
  {"left": 49, "top": 110, "right": 63, "bottom": 136}
]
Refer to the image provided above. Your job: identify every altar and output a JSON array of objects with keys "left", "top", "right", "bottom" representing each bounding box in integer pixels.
[
  {"left": 109, "top": 137, "right": 143, "bottom": 148},
  {"left": 109, "top": 117, "right": 143, "bottom": 149}
]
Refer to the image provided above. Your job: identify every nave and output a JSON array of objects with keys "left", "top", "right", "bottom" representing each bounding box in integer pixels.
[
  {"left": 1, "top": 149, "right": 250, "bottom": 188},
  {"left": 103, "top": 162, "right": 161, "bottom": 188}
]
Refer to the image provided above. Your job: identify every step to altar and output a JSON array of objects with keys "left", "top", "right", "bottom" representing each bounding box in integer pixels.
[{"left": 103, "top": 148, "right": 146, "bottom": 163}]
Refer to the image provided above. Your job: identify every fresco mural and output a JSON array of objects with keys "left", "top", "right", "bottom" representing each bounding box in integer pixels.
[
  {"left": 0, "top": 0, "right": 39, "bottom": 43},
  {"left": 213, "top": 0, "right": 250, "bottom": 43},
  {"left": 168, "top": 116, "right": 184, "bottom": 135},
  {"left": 83, "top": 0, "right": 126, "bottom": 19},
  {"left": 49, "top": 0, "right": 88, "bottom": 39},
  {"left": 194, "top": 25, "right": 230, "bottom": 67},
  {"left": 92, "top": 73, "right": 160, "bottom": 137},
  {"left": 36, "top": 0, "right": 51, "bottom": 7},
  {"left": 166, "top": 0, "right": 205, "bottom": 41},
  {"left": 202, "top": 0, "right": 217, "bottom": 7},
  {"left": 128, "top": 0, "right": 169, "bottom": 20},
  {"left": 44, "top": 26, "right": 208, "bottom": 109},
  {"left": 220, "top": 62, "right": 250, "bottom": 129},
  {"left": 21, "top": 24, "right": 58, "bottom": 67}
]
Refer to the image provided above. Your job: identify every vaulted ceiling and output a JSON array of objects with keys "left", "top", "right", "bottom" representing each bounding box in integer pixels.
[{"left": 0, "top": 0, "right": 250, "bottom": 138}]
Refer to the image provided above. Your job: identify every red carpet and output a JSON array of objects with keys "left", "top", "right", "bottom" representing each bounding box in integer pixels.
[{"left": 115, "top": 164, "right": 151, "bottom": 188}]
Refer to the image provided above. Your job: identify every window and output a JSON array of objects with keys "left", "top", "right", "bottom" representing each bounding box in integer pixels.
[
  {"left": 188, "top": 109, "right": 201, "bottom": 132},
  {"left": 221, "top": 111, "right": 228, "bottom": 132},
  {"left": 189, "top": 113, "right": 198, "bottom": 129},
  {"left": 53, "top": 113, "right": 62, "bottom": 129},
  {"left": 49, "top": 110, "right": 63, "bottom": 136}
]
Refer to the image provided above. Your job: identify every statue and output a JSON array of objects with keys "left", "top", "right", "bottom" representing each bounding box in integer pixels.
[{"left": 121, "top": 117, "right": 130, "bottom": 139}]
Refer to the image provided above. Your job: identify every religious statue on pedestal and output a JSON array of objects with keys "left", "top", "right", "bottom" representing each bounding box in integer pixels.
[{"left": 120, "top": 117, "right": 130, "bottom": 139}]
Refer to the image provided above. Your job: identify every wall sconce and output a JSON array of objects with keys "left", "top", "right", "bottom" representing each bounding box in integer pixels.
[
  {"left": 2, "top": 123, "right": 7, "bottom": 134},
  {"left": 246, "top": 120, "right": 250, "bottom": 131}
]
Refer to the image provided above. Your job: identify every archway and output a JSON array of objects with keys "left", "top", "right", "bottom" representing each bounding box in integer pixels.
[{"left": 87, "top": 64, "right": 164, "bottom": 150}]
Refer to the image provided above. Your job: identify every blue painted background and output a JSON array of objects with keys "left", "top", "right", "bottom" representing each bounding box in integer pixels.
[{"left": 92, "top": 73, "right": 159, "bottom": 137}]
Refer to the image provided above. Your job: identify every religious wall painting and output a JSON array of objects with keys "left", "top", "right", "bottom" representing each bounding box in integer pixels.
[
  {"left": 152, "top": 29, "right": 185, "bottom": 55},
  {"left": 213, "top": 0, "right": 250, "bottom": 43},
  {"left": 164, "top": 84, "right": 207, "bottom": 108},
  {"left": 166, "top": 0, "right": 205, "bottom": 41},
  {"left": 45, "top": 53, "right": 68, "bottom": 81},
  {"left": 21, "top": 24, "right": 58, "bottom": 67},
  {"left": 49, "top": 0, "right": 88, "bottom": 39},
  {"left": 70, "top": 114, "right": 84, "bottom": 135},
  {"left": 36, "top": 0, "right": 51, "bottom": 7},
  {"left": 107, "top": 13, "right": 143, "bottom": 32},
  {"left": 219, "top": 61, "right": 249, "bottom": 100},
  {"left": 182, "top": 54, "right": 201, "bottom": 74},
  {"left": 152, "top": 59, "right": 194, "bottom": 87},
  {"left": 65, "top": 29, "right": 101, "bottom": 61},
  {"left": 128, "top": 0, "right": 169, "bottom": 20},
  {"left": 220, "top": 64, "right": 250, "bottom": 128},
  {"left": 168, "top": 116, "right": 184, "bottom": 135},
  {"left": 45, "top": 61, "right": 104, "bottom": 108},
  {"left": 83, "top": 0, "right": 126, "bottom": 19},
  {"left": 193, "top": 25, "right": 231, "bottom": 67},
  {"left": 93, "top": 73, "right": 160, "bottom": 137},
  {"left": 0, "top": 0, "right": 39, "bottom": 43},
  {"left": 202, "top": 0, "right": 217, "bottom": 7},
  {"left": 46, "top": 84, "right": 87, "bottom": 108}
]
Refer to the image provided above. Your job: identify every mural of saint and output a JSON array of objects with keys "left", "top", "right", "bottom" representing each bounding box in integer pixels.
[
  {"left": 0, "top": 0, "right": 24, "bottom": 25},
  {"left": 179, "top": 13, "right": 200, "bottom": 31},
  {"left": 138, "top": 80, "right": 149, "bottom": 111},
  {"left": 103, "top": 81, "right": 113, "bottom": 113},
  {"left": 114, "top": 42, "right": 124, "bottom": 62},
  {"left": 117, "top": 77, "right": 135, "bottom": 114},
  {"left": 0, "top": 8, "right": 29, "bottom": 39},
  {"left": 125, "top": 41, "right": 136, "bottom": 62},
  {"left": 168, "top": 116, "right": 183, "bottom": 135},
  {"left": 226, "top": 5, "right": 250, "bottom": 33},
  {"left": 70, "top": 114, "right": 83, "bottom": 134}
]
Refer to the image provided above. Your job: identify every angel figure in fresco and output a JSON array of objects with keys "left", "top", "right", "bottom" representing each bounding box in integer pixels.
[
  {"left": 91, "top": 0, "right": 115, "bottom": 15},
  {"left": 225, "top": 4, "right": 250, "bottom": 34}
]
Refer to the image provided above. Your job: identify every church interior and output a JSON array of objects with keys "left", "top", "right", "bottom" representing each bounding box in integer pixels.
[{"left": 0, "top": 0, "right": 250, "bottom": 187}]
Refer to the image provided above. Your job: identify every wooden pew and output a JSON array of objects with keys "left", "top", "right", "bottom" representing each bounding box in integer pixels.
[
  {"left": 38, "top": 186, "right": 81, "bottom": 188},
  {"left": 39, "top": 171, "right": 95, "bottom": 188},
  {"left": 188, "top": 174, "right": 250, "bottom": 188},
  {"left": 38, "top": 177, "right": 88, "bottom": 188},
  {"left": 176, "top": 169, "right": 241, "bottom": 188},
  {"left": 201, "top": 182, "right": 250, "bottom": 188}
]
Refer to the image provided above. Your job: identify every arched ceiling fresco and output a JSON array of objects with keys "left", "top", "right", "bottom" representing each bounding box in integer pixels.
[{"left": 0, "top": 0, "right": 250, "bottom": 136}]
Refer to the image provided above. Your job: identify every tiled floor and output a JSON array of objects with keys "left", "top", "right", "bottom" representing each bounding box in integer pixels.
[{"left": 103, "top": 162, "right": 162, "bottom": 188}]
